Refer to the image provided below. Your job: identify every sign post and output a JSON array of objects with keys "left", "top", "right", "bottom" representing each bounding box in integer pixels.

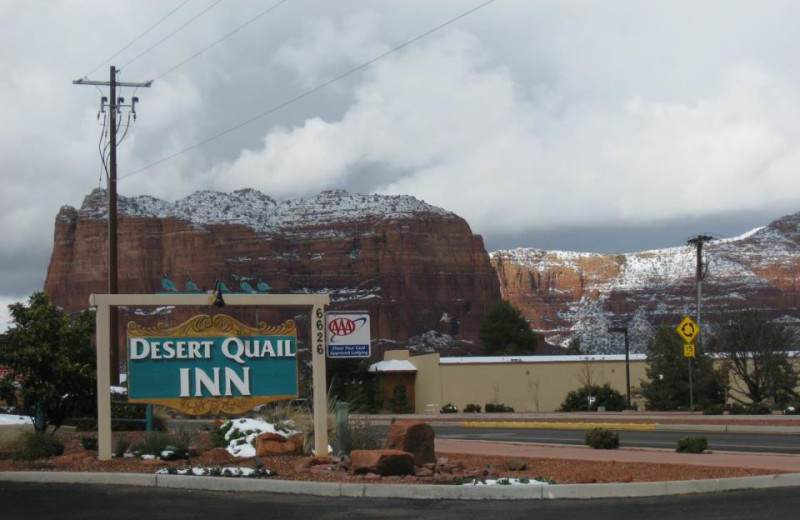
[{"left": 675, "top": 315, "right": 700, "bottom": 412}]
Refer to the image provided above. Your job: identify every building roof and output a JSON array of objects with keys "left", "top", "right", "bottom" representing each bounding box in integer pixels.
[
  {"left": 368, "top": 360, "right": 418, "bottom": 373},
  {"left": 439, "top": 354, "right": 649, "bottom": 365}
]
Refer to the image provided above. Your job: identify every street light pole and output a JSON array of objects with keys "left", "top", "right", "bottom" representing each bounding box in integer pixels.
[{"left": 609, "top": 326, "right": 631, "bottom": 408}]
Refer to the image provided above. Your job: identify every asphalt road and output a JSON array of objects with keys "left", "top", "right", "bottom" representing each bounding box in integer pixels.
[
  {"left": 433, "top": 426, "right": 800, "bottom": 454},
  {"left": 0, "top": 482, "right": 797, "bottom": 520}
]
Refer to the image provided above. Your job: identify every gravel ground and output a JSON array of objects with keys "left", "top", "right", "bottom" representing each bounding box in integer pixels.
[{"left": 0, "top": 431, "right": 784, "bottom": 485}]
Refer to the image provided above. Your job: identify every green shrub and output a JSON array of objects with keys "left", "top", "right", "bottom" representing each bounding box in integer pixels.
[
  {"left": 485, "top": 403, "right": 514, "bottom": 413},
  {"left": 702, "top": 404, "right": 725, "bottom": 415},
  {"left": 12, "top": 432, "right": 65, "bottom": 461},
  {"left": 726, "top": 403, "right": 747, "bottom": 415},
  {"left": 464, "top": 403, "right": 481, "bottom": 413},
  {"left": 676, "top": 436, "right": 708, "bottom": 453},
  {"left": 585, "top": 428, "right": 619, "bottom": 450},
  {"left": 748, "top": 404, "right": 772, "bottom": 415},
  {"left": 561, "top": 384, "right": 626, "bottom": 412},
  {"left": 440, "top": 403, "right": 458, "bottom": 413}
]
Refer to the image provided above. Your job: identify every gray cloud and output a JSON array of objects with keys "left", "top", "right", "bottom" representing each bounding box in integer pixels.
[{"left": 2, "top": 1, "right": 800, "bottom": 328}]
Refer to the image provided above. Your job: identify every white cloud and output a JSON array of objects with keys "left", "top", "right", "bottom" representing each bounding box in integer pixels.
[{"left": 212, "top": 22, "right": 800, "bottom": 235}]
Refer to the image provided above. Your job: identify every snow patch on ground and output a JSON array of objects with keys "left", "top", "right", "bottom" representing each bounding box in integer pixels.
[
  {"left": 461, "top": 477, "right": 550, "bottom": 486},
  {"left": 0, "top": 414, "right": 32, "bottom": 425}
]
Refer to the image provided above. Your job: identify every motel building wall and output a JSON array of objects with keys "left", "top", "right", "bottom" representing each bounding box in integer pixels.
[
  {"left": 372, "top": 350, "right": 650, "bottom": 413},
  {"left": 370, "top": 349, "right": 800, "bottom": 413}
]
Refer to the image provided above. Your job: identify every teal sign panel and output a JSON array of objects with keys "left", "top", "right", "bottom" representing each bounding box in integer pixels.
[{"left": 127, "top": 335, "right": 297, "bottom": 400}]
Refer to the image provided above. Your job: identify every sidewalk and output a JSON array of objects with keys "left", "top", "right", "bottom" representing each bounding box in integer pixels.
[{"left": 435, "top": 438, "right": 800, "bottom": 473}]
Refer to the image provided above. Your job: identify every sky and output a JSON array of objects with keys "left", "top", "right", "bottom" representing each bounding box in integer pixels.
[{"left": 2, "top": 0, "right": 800, "bottom": 330}]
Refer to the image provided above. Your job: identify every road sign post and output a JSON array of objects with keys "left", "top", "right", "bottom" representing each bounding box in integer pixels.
[{"left": 676, "top": 316, "right": 700, "bottom": 412}]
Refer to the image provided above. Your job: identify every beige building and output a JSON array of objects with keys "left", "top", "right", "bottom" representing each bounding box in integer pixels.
[
  {"left": 370, "top": 350, "right": 800, "bottom": 413},
  {"left": 370, "top": 350, "right": 650, "bottom": 413}
]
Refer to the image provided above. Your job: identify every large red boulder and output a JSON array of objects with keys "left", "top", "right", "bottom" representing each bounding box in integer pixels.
[
  {"left": 256, "top": 433, "right": 303, "bottom": 456},
  {"left": 384, "top": 420, "right": 435, "bottom": 465},
  {"left": 350, "top": 449, "right": 415, "bottom": 476}
]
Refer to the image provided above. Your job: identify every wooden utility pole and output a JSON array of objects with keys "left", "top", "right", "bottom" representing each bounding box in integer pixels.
[
  {"left": 73, "top": 67, "right": 152, "bottom": 385},
  {"left": 687, "top": 234, "right": 713, "bottom": 412}
]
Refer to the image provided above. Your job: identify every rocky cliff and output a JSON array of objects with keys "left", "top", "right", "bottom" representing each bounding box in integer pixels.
[
  {"left": 493, "top": 212, "right": 800, "bottom": 354},
  {"left": 45, "top": 188, "right": 500, "bottom": 355}
]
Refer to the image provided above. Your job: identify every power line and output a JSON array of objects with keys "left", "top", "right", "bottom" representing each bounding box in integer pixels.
[
  {"left": 84, "top": 0, "right": 192, "bottom": 78},
  {"left": 120, "top": 0, "right": 225, "bottom": 72},
  {"left": 154, "top": 0, "right": 292, "bottom": 80},
  {"left": 121, "top": 0, "right": 498, "bottom": 180}
]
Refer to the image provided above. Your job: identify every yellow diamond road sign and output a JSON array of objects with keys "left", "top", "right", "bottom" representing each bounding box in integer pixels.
[
  {"left": 676, "top": 315, "right": 700, "bottom": 343},
  {"left": 683, "top": 344, "right": 696, "bottom": 358}
]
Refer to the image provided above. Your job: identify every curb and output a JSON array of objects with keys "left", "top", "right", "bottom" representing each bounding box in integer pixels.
[
  {"left": 455, "top": 421, "right": 800, "bottom": 435},
  {"left": 460, "top": 421, "right": 656, "bottom": 432},
  {"left": 2, "top": 471, "right": 800, "bottom": 500}
]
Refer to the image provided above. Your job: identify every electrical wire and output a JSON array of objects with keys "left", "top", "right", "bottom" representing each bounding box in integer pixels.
[
  {"left": 120, "top": 0, "right": 225, "bottom": 72},
  {"left": 153, "top": 0, "right": 291, "bottom": 80},
  {"left": 120, "top": 0, "right": 498, "bottom": 180},
  {"left": 84, "top": 0, "right": 192, "bottom": 78},
  {"left": 98, "top": 111, "right": 109, "bottom": 185}
]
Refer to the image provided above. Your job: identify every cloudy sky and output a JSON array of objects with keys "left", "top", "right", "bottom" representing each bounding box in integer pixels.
[{"left": 2, "top": 0, "right": 800, "bottom": 329}]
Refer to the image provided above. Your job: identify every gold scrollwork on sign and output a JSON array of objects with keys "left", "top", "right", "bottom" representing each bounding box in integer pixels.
[
  {"left": 126, "top": 314, "right": 297, "bottom": 338},
  {"left": 140, "top": 396, "right": 296, "bottom": 416}
]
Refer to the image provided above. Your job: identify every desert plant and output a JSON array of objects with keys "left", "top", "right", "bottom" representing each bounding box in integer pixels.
[
  {"left": 134, "top": 431, "right": 173, "bottom": 456},
  {"left": 440, "top": 403, "right": 458, "bottom": 414},
  {"left": 12, "top": 431, "right": 65, "bottom": 461},
  {"left": 114, "top": 436, "right": 131, "bottom": 456},
  {"left": 585, "top": 428, "right": 619, "bottom": 450},
  {"left": 80, "top": 436, "right": 98, "bottom": 451},
  {"left": 485, "top": 403, "right": 514, "bottom": 413},
  {"left": 464, "top": 403, "right": 482, "bottom": 413},
  {"left": 676, "top": 436, "right": 708, "bottom": 453},
  {"left": 210, "top": 421, "right": 231, "bottom": 448},
  {"left": 347, "top": 417, "right": 383, "bottom": 450}
]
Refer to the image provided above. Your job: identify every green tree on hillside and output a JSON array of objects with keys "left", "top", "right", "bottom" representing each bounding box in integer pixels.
[
  {"left": 638, "top": 326, "right": 727, "bottom": 411},
  {"left": 0, "top": 292, "right": 96, "bottom": 433},
  {"left": 479, "top": 301, "right": 538, "bottom": 355}
]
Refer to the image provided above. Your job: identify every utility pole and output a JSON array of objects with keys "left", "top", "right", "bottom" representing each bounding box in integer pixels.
[
  {"left": 609, "top": 326, "right": 631, "bottom": 409},
  {"left": 74, "top": 67, "right": 152, "bottom": 385},
  {"left": 687, "top": 234, "right": 712, "bottom": 412}
]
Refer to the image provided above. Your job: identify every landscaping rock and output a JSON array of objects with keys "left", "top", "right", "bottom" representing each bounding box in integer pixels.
[
  {"left": 193, "top": 447, "right": 235, "bottom": 465},
  {"left": 414, "top": 466, "right": 434, "bottom": 477},
  {"left": 383, "top": 420, "right": 435, "bottom": 466},
  {"left": 256, "top": 432, "right": 303, "bottom": 456},
  {"left": 350, "top": 449, "right": 415, "bottom": 476}
]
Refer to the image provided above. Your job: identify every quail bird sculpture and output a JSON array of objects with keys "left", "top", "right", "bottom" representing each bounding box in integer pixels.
[
  {"left": 161, "top": 274, "right": 178, "bottom": 292},
  {"left": 185, "top": 276, "right": 201, "bottom": 292},
  {"left": 240, "top": 281, "right": 256, "bottom": 293},
  {"left": 257, "top": 280, "right": 272, "bottom": 293}
]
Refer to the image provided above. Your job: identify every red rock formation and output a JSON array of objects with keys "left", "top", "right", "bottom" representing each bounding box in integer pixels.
[
  {"left": 44, "top": 189, "right": 500, "bottom": 358},
  {"left": 493, "top": 212, "right": 800, "bottom": 352}
]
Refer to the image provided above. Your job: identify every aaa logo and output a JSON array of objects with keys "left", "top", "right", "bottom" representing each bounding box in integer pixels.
[{"left": 327, "top": 317, "right": 368, "bottom": 338}]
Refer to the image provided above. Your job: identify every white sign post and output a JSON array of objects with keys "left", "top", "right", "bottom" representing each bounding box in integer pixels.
[{"left": 325, "top": 312, "right": 371, "bottom": 358}]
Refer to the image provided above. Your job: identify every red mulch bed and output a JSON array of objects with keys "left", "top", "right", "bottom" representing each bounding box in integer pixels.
[{"left": 0, "top": 431, "right": 783, "bottom": 485}]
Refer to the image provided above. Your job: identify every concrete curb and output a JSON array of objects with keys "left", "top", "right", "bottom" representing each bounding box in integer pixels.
[
  {"left": 3, "top": 471, "right": 800, "bottom": 500},
  {"left": 655, "top": 424, "right": 800, "bottom": 434}
]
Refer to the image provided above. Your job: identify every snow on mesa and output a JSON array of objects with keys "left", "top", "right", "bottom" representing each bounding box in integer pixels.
[{"left": 76, "top": 188, "right": 453, "bottom": 234}]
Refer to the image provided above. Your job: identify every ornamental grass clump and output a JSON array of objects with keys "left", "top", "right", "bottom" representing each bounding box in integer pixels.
[
  {"left": 676, "top": 436, "right": 708, "bottom": 454},
  {"left": 585, "top": 428, "right": 619, "bottom": 450},
  {"left": 11, "top": 432, "right": 65, "bottom": 461}
]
